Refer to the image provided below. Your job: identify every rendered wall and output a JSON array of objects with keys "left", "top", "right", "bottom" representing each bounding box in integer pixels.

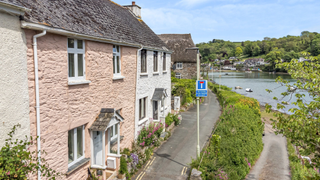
[
  {"left": 25, "top": 30, "right": 136, "bottom": 179},
  {"left": 0, "top": 11, "right": 30, "bottom": 147},
  {"left": 135, "top": 50, "right": 172, "bottom": 137}
]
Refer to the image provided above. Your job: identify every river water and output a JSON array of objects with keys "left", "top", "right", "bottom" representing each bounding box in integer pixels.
[{"left": 208, "top": 71, "right": 311, "bottom": 114}]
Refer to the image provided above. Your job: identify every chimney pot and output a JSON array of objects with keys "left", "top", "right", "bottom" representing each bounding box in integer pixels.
[{"left": 132, "top": 1, "right": 135, "bottom": 5}]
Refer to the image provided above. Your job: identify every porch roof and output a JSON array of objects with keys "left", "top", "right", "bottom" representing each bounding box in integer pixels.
[
  {"left": 89, "top": 108, "right": 123, "bottom": 131},
  {"left": 151, "top": 88, "right": 168, "bottom": 101}
]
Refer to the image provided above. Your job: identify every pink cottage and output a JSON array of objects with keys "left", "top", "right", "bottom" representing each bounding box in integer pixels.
[{"left": 9, "top": 0, "right": 171, "bottom": 179}]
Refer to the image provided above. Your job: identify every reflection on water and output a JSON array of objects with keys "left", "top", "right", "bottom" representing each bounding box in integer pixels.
[{"left": 208, "top": 71, "right": 312, "bottom": 114}]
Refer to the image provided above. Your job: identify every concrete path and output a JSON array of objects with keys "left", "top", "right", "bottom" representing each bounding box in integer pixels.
[
  {"left": 133, "top": 90, "right": 221, "bottom": 180},
  {"left": 246, "top": 120, "right": 291, "bottom": 180}
]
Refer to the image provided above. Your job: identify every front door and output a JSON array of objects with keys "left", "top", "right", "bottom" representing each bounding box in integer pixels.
[
  {"left": 93, "top": 131, "right": 103, "bottom": 166},
  {"left": 153, "top": 101, "right": 158, "bottom": 120}
]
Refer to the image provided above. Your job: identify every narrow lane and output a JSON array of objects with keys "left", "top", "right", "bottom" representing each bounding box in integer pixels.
[{"left": 133, "top": 90, "right": 221, "bottom": 180}]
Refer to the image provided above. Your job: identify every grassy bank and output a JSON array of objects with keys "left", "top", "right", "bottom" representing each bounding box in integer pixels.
[{"left": 191, "top": 82, "right": 264, "bottom": 180}]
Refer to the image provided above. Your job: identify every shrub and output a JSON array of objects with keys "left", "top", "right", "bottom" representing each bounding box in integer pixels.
[
  {"left": 191, "top": 82, "right": 264, "bottom": 180},
  {"left": 172, "top": 79, "right": 196, "bottom": 106},
  {"left": 165, "top": 113, "right": 180, "bottom": 127},
  {"left": 0, "top": 124, "right": 60, "bottom": 180},
  {"left": 119, "top": 156, "right": 128, "bottom": 175},
  {"left": 137, "top": 123, "right": 163, "bottom": 147}
]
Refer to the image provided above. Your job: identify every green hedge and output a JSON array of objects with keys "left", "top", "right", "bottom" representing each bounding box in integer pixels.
[
  {"left": 171, "top": 78, "right": 196, "bottom": 106},
  {"left": 191, "top": 82, "right": 264, "bottom": 180}
]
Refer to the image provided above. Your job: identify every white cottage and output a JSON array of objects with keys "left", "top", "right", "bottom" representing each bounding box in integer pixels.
[
  {"left": 135, "top": 49, "right": 172, "bottom": 137},
  {"left": 0, "top": 1, "right": 30, "bottom": 147}
]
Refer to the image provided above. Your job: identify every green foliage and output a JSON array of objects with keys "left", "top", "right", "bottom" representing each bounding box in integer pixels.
[
  {"left": 287, "top": 139, "right": 319, "bottom": 180},
  {"left": 0, "top": 124, "right": 60, "bottom": 180},
  {"left": 165, "top": 113, "right": 180, "bottom": 127},
  {"left": 137, "top": 123, "right": 163, "bottom": 147},
  {"left": 172, "top": 79, "right": 196, "bottom": 106},
  {"left": 192, "top": 82, "right": 264, "bottom": 180},
  {"left": 121, "top": 148, "right": 131, "bottom": 157},
  {"left": 265, "top": 52, "right": 320, "bottom": 168},
  {"left": 197, "top": 31, "right": 320, "bottom": 64},
  {"left": 119, "top": 156, "right": 128, "bottom": 175}
]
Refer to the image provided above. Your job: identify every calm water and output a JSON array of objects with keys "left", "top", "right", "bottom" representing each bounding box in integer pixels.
[{"left": 208, "top": 71, "right": 311, "bottom": 114}]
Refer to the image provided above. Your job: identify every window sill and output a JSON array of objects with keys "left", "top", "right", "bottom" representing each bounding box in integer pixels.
[
  {"left": 91, "top": 165, "right": 107, "bottom": 170},
  {"left": 66, "top": 158, "right": 90, "bottom": 175},
  {"left": 163, "top": 71, "right": 168, "bottom": 74},
  {"left": 138, "top": 118, "right": 148, "bottom": 125},
  {"left": 107, "top": 154, "right": 122, "bottom": 158},
  {"left": 153, "top": 72, "right": 159, "bottom": 75},
  {"left": 68, "top": 80, "right": 91, "bottom": 86},
  {"left": 113, "top": 76, "right": 125, "bottom": 80},
  {"left": 140, "top": 73, "right": 148, "bottom": 76}
]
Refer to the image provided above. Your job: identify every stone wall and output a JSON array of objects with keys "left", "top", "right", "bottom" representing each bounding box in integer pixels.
[
  {"left": 174, "top": 62, "right": 197, "bottom": 79},
  {"left": 25, "top": 30, "right": 136, "bottom": 179},
  {"left": 0, "top": 11, "right": 30, "bottom": 147},
  {"left": 135, "top": 51, "right": 172, "bottom": 138}
]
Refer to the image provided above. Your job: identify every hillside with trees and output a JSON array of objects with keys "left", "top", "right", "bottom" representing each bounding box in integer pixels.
[{"left": 197, "top": 31, "right": 320, "bottom": 71}]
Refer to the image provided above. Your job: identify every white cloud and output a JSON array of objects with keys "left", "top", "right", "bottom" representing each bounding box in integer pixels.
[{"left": 175, "top": 0, "right": 211, "bottom": 8}]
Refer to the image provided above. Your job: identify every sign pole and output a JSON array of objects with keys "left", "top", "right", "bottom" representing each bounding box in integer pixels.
[{"left": 196, "top": 50, "right": 200, "bottom": 159}]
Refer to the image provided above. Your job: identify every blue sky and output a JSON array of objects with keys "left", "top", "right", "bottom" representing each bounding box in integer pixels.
[{"left": 116, "top": 0, "right": 320, "bottom": 44}]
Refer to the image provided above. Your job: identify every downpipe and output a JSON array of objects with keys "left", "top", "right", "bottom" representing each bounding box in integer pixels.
[{"left": 33, "top": 30, "right": 46, "bottom": 180}]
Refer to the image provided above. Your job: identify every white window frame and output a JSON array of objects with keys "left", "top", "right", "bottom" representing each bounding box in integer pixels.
[
  {"left": 175, "top": 73, "right": 181, "bottom": 79},
  {"left": 153, "top": 51, "right": 158, "bottom": 72},
  {"left": 113, "top": 45, "right": 121, "bottom": 77},
  {"left": 68, "top": 125, "right": 85, "bottom": 167},
  {"left": 109, "top": 124, "right": 118, "bottom": 141},
  {"left": 108, "top": 123, "right": 121, "bottom": 156},
  {"left": 68, "top": 38, "right": 86, "bottom": 81},
  {"left": 176, "top": 62, "right": 183, "bottom": 69},
  {"left": 139, "top": 97, "right": 147, "bottom": 121},
  {"left": 141, "top": 49, "right": 147, "bottom": 74},
  {"left": 163, "top": 52, "right": 166, "bottom": 71}
]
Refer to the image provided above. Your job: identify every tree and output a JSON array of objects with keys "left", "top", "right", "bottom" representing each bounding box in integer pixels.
[
  {"left": 265, "top": 52, "right": 320, "bottom": 169},
  {"left": 235, "top": 47, "right": 243, "bottom": 57},
  {"left": 253, "top": 45, "right": 261, "bottom": 56},
  {"left": 0, "top": 124, "right": 60, "bottom": 179}
]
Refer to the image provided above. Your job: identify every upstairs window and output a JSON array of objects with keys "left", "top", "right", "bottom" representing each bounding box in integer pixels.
[
  {"left": 141, "top": 50, "right": 147, "bottom": 73},
  {"left": 113, "top": 45, "right": 121, "bottom": 76},
  {"left": 68, "top": 39, "right": 85, "bottom": 80},
  {"left": 153, "top": 51, "right": 158, "bottom": 72},
  {"left": 163, "top": 53, "right": 166, "bottom": 71},
  {"left": 176, "top": 62, "right": 183, "bottom": 69}
]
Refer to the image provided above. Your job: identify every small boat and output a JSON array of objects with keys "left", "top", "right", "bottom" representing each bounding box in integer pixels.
[
  {"left": 246, "top": 88, "right": 253, "bottom": 92},
  {"left": 235, "top": 86, "right": 242, "bottom": 89},
  {"left": 245, "top": 71, "right": 252, "bottom": 73},
  {"left": 225, "top": 73, "right": 228, "bottom": 75}
]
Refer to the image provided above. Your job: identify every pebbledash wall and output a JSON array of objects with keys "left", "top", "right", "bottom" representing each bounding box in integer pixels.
[
  {"left": 174, "top": 62, "right": 197, "bottom": 79},
  {"left": 0, "top": 11, "right": 30, "bottom": 147},
  {"left": 25, "top": 30, "right": 136, "bottom": 179},
  {"left": 135, "top": 50, "right": 172, "bottom": 137}
]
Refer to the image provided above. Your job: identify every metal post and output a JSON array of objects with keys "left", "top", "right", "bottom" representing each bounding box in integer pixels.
[
  {"left": 219, "top": 63, "right": 221, "bottom": 90},
  {"left": 196, "top": 50, "right": 200, "bottom": 158}
]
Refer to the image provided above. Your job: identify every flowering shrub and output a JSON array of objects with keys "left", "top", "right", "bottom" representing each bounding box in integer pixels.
[
  {"left": 130, "top": 153, "right": 139, "bottom": 167},
  {"left": 137, "top": 123, "right": 163, "bottom": 147}
]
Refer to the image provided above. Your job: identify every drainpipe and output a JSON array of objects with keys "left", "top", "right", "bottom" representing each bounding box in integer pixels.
[
  {"left": 135, "top": 45, "right": 143, "bottom": 139},
  {"left": 33, "top": 30, "right": 46, "bottom": 180}
]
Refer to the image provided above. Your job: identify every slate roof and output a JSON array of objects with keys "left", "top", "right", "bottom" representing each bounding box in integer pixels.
[
  {"left": 89, "top": 108, "right": 114, "bottom": 131},
  {"left": 3, "top": 0, "right": 169, "bottom": 51},
  {"left": 158, "top": 34, "right": 197, "bottom": 63},
  {"left": 0, "top": 0, "right": 22, "bottom": 7},
  {"left": 151, "top": 88, "right": 167, "bottom": 101}
]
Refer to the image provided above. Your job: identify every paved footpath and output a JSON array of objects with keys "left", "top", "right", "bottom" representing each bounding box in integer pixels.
[
  {"left": 246, "top": 120, "right": 291, "bottom": 180},
  {"left": 133, "top": 90, "right": 221, "bottom": 180}
]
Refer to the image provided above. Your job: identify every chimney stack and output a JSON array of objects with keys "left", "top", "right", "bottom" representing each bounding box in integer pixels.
[{"left": 123, "top": 1, "right": 141, "bottom": 19}]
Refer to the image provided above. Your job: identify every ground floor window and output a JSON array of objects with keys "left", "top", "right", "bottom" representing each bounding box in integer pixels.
[
  {"left": 139, "top": 97, "right": 147, "bottom": 120},
  {"left": 175, "top": 73, "right": 181, "bottom": 79},
  {"left": 109, "top": 124, "right": 119, "bottom": 154},
  {"left": 68, "top": 125, "right": 85, "bottom": 166}
]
